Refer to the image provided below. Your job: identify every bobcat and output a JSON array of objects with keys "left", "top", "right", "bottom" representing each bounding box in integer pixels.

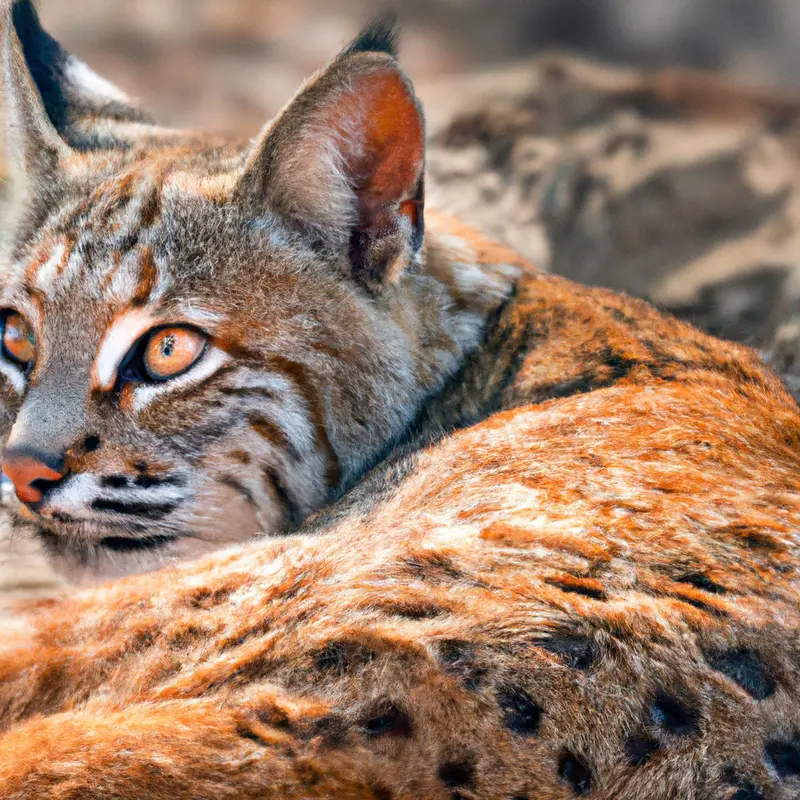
[{"left": 2, "top": 2, "right": 800, "bottom": 799}]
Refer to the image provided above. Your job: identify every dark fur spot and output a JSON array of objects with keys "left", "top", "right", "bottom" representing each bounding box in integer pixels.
[
  {"left": 730, "top": 791, "right": 765, "bottom": 800},
  {"left": 372, "top": 786, "right": 393, "bottom": 800},
  {"left": 498, "top": 685, "right": 542, "bottom": 736},
  {"left": 312, "top": 714, "right": 349, "bottom": 747},
  {"left": 765, "top": 735, "right": 800, "bottom": 778},
  {"left": 49, "top": 510, "right": 78, "bottom": 524},
  {"left": 167, "top": 625, "right": 205, "bottom": 650},
  {"left": 706, "top": 649, "right": 776, "bottom": 701},
  {"left": 607, "top": 307, "right": 637, "bottom": 325},
  {"left": 188, "top": 586, "right": 233, "bottom": 610},
  {"left": 675, "top": 572, "right": 727, "bottom": 594},
  {"left": 255, "top": 706, "right": 291, "bottom": 731},
  {"left": 100, "top": 474, "right": 128, "bottom": 488},
  {"left": 133, "top": 473, "right": 185, "bottom": 489},
  {"left": 236, "top": 722, "right": 267, "bottom": 745},
  {"left": 99, "top": 534, "right": 176, "bottom": 553},
  {"left": 438, "top": 758, "right": 476, "bottom": 789},
  {"left": 404, "top": 552, "right": 462, "bottom": 583},
  {"left": 651, "top": 692, "right": 700, "bottom": 735},
  {"left": 362, "top": 703, "right": 413, "bottom": 738},
  {"left": 737, "top": 529, "right": 782, "bottom": 552},
  {"left": 538, "top": 635, "right": 596, "bottom": 670},
  {"left": 82, "top": 435, "right": 101, "bottom": 453},
  {"left": 625, "top": 733, "right": 660, "bottom": 765},
  {"left": 314, "top": 640, "right": 376, "bottom": 676},
  {"left": 558, "top": 750, "right": 592, "bottom": 795},
  {"left": 436, "top": 639, "right": 486, "bottom": 690},
  {"left": 380, "top": 601, "right": 445, "bottom": 620},
  {"left": 672, "top": 593, "right": 727, "bottom": 616},
  {"left": 546, "top": 579, "right": 607, "bottom": 600}
]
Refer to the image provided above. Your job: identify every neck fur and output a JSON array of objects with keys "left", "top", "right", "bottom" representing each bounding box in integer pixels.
[{"left": 338, "top": 212, "right": 529, "bottom": 482}]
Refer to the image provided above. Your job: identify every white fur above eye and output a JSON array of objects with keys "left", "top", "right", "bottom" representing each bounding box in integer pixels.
[
  {"left": 131, "top": 345, "right": 229, "bottom": 412},
  {"left": 93, "top": 308, "right": 158, "bottom": 391}
]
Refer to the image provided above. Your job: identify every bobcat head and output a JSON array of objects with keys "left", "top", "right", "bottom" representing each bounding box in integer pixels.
[{"left": 0, "top": 2, "right": 502, "bottom": 582}]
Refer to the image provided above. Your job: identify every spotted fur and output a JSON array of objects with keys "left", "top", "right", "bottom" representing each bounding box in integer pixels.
[{"left": 1, "top": 3, "right": 800, "bottom": 799}]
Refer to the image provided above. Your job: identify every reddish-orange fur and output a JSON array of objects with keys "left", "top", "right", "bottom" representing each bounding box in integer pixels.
[{"left": 2, "top": 247, "right": 799, "bottom": 798}]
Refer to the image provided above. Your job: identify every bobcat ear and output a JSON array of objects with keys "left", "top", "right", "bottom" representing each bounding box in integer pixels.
[
  {"left": 2, "top": 0, "right": 151, "bottom": 190},
  {"left": 235, "top": 20, "right": 425, "bottom": 289}
]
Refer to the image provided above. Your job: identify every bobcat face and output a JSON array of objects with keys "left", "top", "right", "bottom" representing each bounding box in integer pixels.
[
  {"left": 0, "top": 171, "right": 338, "bottom": 579},
  {"left": 0, "top": 3, "right": 486, "bottom": 582}
]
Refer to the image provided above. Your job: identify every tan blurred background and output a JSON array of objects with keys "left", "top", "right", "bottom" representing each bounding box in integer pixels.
[
  {"left": 5, "top": 0, "right": 800, "bottom": 604},
  {"left": 33, "top": 0, "right": 800, "bottom": 132}
]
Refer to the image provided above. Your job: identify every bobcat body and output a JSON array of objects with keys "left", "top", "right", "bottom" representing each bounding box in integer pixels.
[{"left": 0, "top": 3, "right": 799, "bottom": 799}]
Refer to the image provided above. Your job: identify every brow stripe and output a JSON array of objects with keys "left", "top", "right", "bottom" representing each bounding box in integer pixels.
[
  {"left": 247, "top": 413, "right": 300, "bottom": 460},
  {"left": 99, "top": 250, "right": 123, "bottom": 294},
  {"left": 53, "top": 237, "right": 74, "bottom": 282},
  {"left": 131, "top": 246, "right": 158, "bottom": 307}
]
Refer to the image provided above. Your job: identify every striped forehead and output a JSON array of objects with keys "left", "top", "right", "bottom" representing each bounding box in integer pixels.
[{"left": 21, "top": 236, "right": 169, "bottom": 307}]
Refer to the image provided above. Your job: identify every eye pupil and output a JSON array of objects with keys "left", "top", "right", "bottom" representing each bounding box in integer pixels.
[{"left": 161, "top": 335, "right": 175, "bottom": 358}]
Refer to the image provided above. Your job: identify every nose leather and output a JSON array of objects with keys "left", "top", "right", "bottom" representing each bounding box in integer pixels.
[{"left": 3, "top": 451, "right": 66, "bottom": 504}]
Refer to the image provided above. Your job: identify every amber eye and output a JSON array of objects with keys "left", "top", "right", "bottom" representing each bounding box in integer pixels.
[
  {"left": 142, "top": 327, "right": 207, "bottom": 381},
  {"left": 2, "top": 312, "right": 35, "bottom": 368}
]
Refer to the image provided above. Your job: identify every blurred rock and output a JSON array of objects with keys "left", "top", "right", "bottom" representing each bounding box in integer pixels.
[{"left": 424, "top": 57, "right": 800, "bottom": 395}]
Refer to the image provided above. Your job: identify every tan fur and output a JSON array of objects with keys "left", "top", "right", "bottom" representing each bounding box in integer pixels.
[{"left": 0, "top": 4, "right": 799, "bottom": 799}]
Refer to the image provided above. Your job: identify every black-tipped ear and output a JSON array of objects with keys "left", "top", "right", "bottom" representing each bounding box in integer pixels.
[
  {"left": 9, "top": 0, "right": 148, "bottom": 135},
  {"left": 342, "top": 17, "right": 398, "bottom": 58},
  {"left": 3, "top": 0, "right": 152, "bottom": 191},
  {"left": 234, "top": 21, "right": 425, "bottom": 291}
]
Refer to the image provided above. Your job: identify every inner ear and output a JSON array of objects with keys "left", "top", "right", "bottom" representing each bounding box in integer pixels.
[{"left": 331, "top": 68, "right": 426, "bottom": 286}]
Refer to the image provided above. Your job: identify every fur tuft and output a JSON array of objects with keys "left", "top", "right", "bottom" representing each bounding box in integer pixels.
[{"left": 342, "top": 16, "right": 399, "bottom": 59}]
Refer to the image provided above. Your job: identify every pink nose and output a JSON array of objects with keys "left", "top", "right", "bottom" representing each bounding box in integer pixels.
[{"left": 3, "top": 451, "right": 66, "bottom": 504}]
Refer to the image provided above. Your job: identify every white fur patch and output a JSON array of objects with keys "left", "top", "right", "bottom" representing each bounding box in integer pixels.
[
  {"left": 93, "top": 308, "right": 157, "bottom": 390},
  {"left": 0, "top": 360, "right": 25, "bottom": 395},
  {"left": 34, "top": 241, "right": 66, "bottom": 291},
  {"left": 66, "top": 57, "right": 130, "bottom": 104}
]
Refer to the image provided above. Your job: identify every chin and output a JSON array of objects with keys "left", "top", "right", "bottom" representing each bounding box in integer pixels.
[
  {"left": 17, "top": 490, "right": 269, "bottom": 585},
  {"left": 36, "top": 528, "right": 212, "bottom": 585}
]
